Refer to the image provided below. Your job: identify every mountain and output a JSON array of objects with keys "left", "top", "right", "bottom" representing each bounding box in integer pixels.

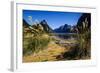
[
  {"left": 76, "top": 13, "right": 91, "bottom": 33},
  {"left": 23, "top": 19, "right": 53, "bottom": 35},
  {"left": 40, "top": 20, "right": 53, "bottom": 33},
  {"left": 54, "top": 24, "right": 72, "bottom": 33},
  {"left": 31, "top": 19, "right": 53, "bottom": 33},
  {"left": 23, "top": 19, "right": 30, "bottom": 28}
]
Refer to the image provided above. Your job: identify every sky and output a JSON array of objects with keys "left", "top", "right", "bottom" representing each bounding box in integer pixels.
[{"left": 23, "top": 10, "right": 82, "bottom": 29}]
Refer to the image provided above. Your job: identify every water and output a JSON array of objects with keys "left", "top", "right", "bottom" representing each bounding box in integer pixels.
[
  {"left": 50, "top": 33, "right": 77, "bottom": 48},
  {"left": 51, "top": 33, "right": 77, "bottom": 40}
]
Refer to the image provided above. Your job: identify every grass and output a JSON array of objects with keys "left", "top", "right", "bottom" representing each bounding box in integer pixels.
[
  {"left": 23, "top": 41, "right": 69, "bottom": 62},
  {"left": 23, "top": 26, "right": 91, "bottom": 62},
  {"left": 23, "top": 34, "right": 50, "bottom": 55}
]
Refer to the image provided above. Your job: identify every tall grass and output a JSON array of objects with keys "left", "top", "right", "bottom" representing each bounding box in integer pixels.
[
  {"left": 60, "top": 17, "right": 91, "bottom": 60},
  {"left": 76, "top": 30, "right": 91, "bottom": 58},
  {"left": 76, "top": 17, "right": 91, "bottom": 58},
  {"left": 23, "top": 35, "right": 50, "bottom": 55}
]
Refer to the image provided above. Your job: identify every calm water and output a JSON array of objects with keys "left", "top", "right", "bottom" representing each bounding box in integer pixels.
[{"left": 51, "top": 33, "right": 77, "bottom": 39}]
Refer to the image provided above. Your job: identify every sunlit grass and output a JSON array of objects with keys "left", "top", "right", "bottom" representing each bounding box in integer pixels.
[{"left": 23, "top": 41, "right": 69, "bottom": 62}]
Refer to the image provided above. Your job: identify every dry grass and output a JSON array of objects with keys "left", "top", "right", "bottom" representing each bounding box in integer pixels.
[{"left": 23, "top": 41, "right": 69, "bottom": 62}]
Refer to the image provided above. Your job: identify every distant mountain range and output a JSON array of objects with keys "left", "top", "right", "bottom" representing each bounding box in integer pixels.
[
  {"left": 53, "top": 24, "right": 74, "bottom": 33},
  {"left": 23, "top": 19, "right": 77, "bottom": 34},
  {"left": 54, "top": 24, "right": 78, "bottom": 33}
]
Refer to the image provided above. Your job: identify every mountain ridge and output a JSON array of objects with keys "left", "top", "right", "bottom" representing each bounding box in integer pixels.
[
  {"left": 53, "top": 24, "right": 73, "bottom": 33},
  {"left": 23, "top": 19, "right": 53, "bottom": 34}
]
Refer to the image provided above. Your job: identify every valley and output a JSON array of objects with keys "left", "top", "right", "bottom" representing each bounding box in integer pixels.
[{"left": 23, "top": 13, "right": 91, "bottom": 62}]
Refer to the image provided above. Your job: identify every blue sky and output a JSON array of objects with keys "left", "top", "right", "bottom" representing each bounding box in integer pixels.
[{"left": 23, "top": 10, "right": 82, "bottom": 29}]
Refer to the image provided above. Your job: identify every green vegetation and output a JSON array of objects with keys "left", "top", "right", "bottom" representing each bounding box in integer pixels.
[
  {"left": 23, "top": 19, "right": 52, "bottom": 56},
  {"left": 56, "top": 13, "right": 91, "bottom": 60},
  {"left": 64, "top": 14, "right": 91, "bottom": 59},
  {"left": 23, "top": 34, "right": 50, "bottom": 55},
  {"left": 23, "top": 13, "right": 91, "bottom": 62},
  {"left": 76, "top": 17, "right": 91, "bottom": 58}
]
